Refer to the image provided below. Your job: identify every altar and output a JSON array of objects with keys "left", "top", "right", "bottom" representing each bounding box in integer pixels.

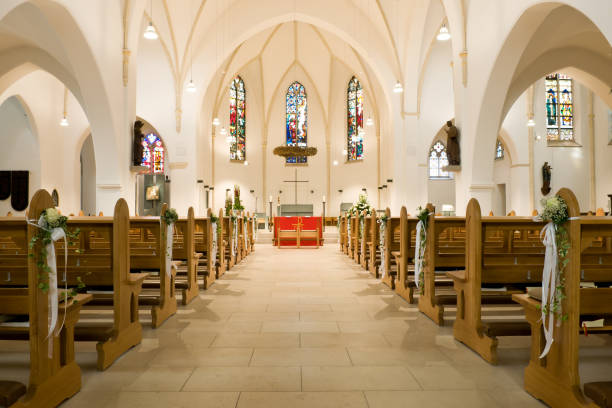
[{"left": 274, "top": 216, "right": 323, "bottom": 248}]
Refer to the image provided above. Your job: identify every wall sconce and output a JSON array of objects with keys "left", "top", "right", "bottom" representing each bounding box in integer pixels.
[
  {"left": 338, "top": 189, "right": 343, "bottom": 193},
  {"left": 386, "top": 179, "right": 393, "bottom": 183}
]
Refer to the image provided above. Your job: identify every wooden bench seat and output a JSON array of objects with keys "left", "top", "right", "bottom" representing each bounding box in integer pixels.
[{"left": 0, "top": 189, "right": 93, "bottom": 407}]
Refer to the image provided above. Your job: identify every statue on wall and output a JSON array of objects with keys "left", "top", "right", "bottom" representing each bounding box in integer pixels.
[
  {"left": 132, "top": 120, "right": 145, "bottom": 166},
  {"left": 445, "top": 120, "right": 460, "bottom": 166},
  {"left": 541, "top": 162, "right": 552, "bottom": 196}
]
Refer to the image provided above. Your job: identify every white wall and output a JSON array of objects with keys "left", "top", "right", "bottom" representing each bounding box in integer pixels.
[
  {"left": 0, "top": 96, "right": 40, "bottom": 215},
  {"left": 0, "top": 70, "right": 90, "bottom": 215}
]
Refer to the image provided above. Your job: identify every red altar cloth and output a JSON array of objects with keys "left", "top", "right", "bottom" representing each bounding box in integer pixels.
[{"left": 274, "top": 216, "right": 323, "bottom": 247}]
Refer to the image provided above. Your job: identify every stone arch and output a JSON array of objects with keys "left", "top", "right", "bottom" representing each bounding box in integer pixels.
[{"left": 468, "top": 2, "right": 612, "bottom": 208}]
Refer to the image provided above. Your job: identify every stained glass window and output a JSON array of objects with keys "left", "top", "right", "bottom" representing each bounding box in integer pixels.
[
  {"left": 545, "top": 74, "right": 573, "bottom": 141},
  {"left": 286, "top": 81, "right": 308, "bottom": 164},
  {"left": 347, "top": 76, "right": 364, "bottom": 161},
  {"left": 141, "top": 133, "right": 165, "bottom": 174},
  {"left": 230, "top": 76, "right": 246, "bottom": 161},
  {"left": 495, "top": 139, "right": 504, "bottom": 160},
  {"left": 429, "top": 141, "right": 451, "bottom": 179}
]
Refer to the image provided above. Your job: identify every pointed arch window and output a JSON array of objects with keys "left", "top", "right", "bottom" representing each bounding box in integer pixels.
[
  {"left": 495, "top": 139, "right": 504, "bottom": 160},
  {"left": 286, "top": 81, "right": 308, "bottom": 164},
  {"left": 429, "top": 141, "right": 451, "bottom": 179},
  {"left": 347, "top": 76, "right": 364, "bottom": 161},
  {"left": 545, "top": 74, "right": 573, "bottom": 141},
  {"left": 230, "top": 76, "right": 246, "bottom": 161},
  {"left": 141, "top": 133, "right": 165, "bottom": 174}
]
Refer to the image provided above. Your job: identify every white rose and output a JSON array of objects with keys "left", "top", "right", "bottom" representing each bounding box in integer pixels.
[{"left": 45, "top": 208, "right": 61, "bottom": 226}]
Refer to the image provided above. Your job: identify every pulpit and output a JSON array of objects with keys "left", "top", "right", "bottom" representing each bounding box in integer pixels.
[{"left": 274, "top": 216, "right": 323, "bottom": 248}]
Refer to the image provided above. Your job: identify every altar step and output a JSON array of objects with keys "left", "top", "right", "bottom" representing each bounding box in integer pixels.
[{"left": 254, "top": 227, "right": 339, "bottom": 244}]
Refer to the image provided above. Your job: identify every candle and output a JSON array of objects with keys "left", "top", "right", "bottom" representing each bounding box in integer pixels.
[
  {"left": 322, "top": 195, "right": 326, "bottom": 202},
  {"left": 269, "top": 195, "right": 273, "bottom": 202}
]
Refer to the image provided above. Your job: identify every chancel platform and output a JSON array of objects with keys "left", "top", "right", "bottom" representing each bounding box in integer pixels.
[{"left": 274, "top": 216, "right": 323, "bottom": 248}]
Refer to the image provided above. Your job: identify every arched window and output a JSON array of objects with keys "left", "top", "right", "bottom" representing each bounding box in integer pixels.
[
  {"left": 545, "top": 74, "right": 573, "bottom": 141},
  {"left": 141, "top": 133, "right": 165, "bottom": 174},
  {"left": 347, "top": 76, "right": 364, "bottom": 161},
  {"left": 495, "top": 139, "right": 504, "bottom": 160},
  {"left": 230, "top": 76, "right": 246, "bottom": 161},
  {"left": 286, "top": 81, "right": 308, "bottom": 164},
  {"left": 429, "top": 141, "right": 451, "bottom": 179}
]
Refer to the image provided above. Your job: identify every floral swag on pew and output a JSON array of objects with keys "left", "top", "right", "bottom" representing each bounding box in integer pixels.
[
  {"left": 378, "top": 213, "right": 388, "bottom": 278},
  {"left": 210, "top": 214, "right": 220, "bottom": 268},
  {"left": 347, "top": 194, "right": 374, "bottom": 239},
  {"left": 28, "top": 208, "right": 82, "bottom": 357},
  {"left": 162, "top": 208, "right": 179, "bottom": 278},
  {"left": 535, "top": 196, "right": 570, "bottom": 358},
  {"left": 415, "top": 206, "right": 430, "bottom": 293}
]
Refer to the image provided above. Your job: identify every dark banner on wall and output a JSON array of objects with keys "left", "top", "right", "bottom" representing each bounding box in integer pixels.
[
  {"left": 0, "top": 171, "right": 10, "bottom": 201},
  {"left": 10, "top": 171, "right": 29, "bottom": 211}
]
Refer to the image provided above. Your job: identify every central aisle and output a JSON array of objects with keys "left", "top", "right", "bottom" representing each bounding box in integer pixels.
[{"left": 64, "top": 245, "right": 543, "bottom": 407}]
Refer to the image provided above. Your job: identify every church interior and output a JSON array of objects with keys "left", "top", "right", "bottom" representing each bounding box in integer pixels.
[{"left": 1, "top": 1, "right": 612, "bottom": 407}]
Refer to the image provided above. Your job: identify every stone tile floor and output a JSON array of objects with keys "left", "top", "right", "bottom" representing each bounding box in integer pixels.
[{"left": 2, "top": 244, "right": 611, "bottom": 407}]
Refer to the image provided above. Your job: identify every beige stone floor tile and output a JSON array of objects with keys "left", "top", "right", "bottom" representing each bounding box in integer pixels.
[
  {"left": 148, "top": 347, "right": 254, "bottom": 367},
  {"left": 182, "top": 366, "right": 301, "bottom": 391},
  {"left": 113, "top": 392, "right": 238, "bottom": 407},
  {"left": 301, "top": 333, "right": 389, "bottom": 348},
  {"left": 348, "top": 347, "right": 449, "bottom": 366},
  {"left": 230, "top": 311, "right": 299, "bottom": 322},
  {"left": 338, "top": 320, "right": 412, "bottom": 333},
  {"left": 365, "top": 390, "right": 501, "bottom": 408},
  {"left": 121, "top": 367, "right": 194, "bottom": 391},
  {"left": 407, "top": 365, "right": 477, "bottom": 390},
  {"left": 486, "top": 390, "right": 547, "bottom": 407},
  {"left": 212, "top": 333, "right": 299, "bottom": 348},
  {"left": 250, "top": 347, "right": 351, "bottom": 366},
  {"left": 300, "top": 311, "right": 372, "bottom": 322},
  {"left": 266, "top": 303, "right": 332, "bottom": 312},
  {"left": 237, "top": 392, "right": 368, "bottom": 408},
  {"left": 302, "top": 366, "right": 421, "bottom": 391},
  {"left": 261, "top": 321, "right": 339, "bottom": 333}
]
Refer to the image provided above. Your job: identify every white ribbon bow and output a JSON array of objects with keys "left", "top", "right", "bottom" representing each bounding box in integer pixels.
[
  {"left": 414, "top": 220, "right": 426, "bottom": 289},
  {"left": 165, "top": 223, "right": 174, "bottom": 277},
  {"left": 539, "top": 221, "right": 558, "bottom": 358},
  {"left": 28, "top": 215, "right": 68, "bottom": 358}
]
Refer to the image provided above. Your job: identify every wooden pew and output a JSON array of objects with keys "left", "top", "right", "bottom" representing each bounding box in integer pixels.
[
  {"left": 418, "top": 212, "right": 466, "bottom": 325},
  {"left": 211, "top": 209, "right": 226, "bottom": 278},
  {"left": 193, "top": 209, "right": 216, "bottom": 289},
  {"left": 448, "top": 194, "right": 561, "bottom": 364},
  {"left": 0, "top": 189, "right": 92, "bottom": 407},
  {"left": 366, "top": 212, "right": 380, "bottom": 277},
  {"left": 360, "top": 212, "right": 373, "bottom": 270},
  {"left": 382, "top": 208, "right": 400, "bottom": 289},
  {"left": 1, "top": 197, "right": 148, "bottom": 371},
  {"left": 173, "top": 207, "right": 201, "bottom": 305},
  {"left": 246, "top": 214, "right": 255, "bottom": 253},
  {"left": 394, "top": 207, "right": 418, "bottom": 303},
  {"left": 349, "top": 215, "right": 360, "bottom": 263},
  {"left": 513, "top": 192, "right": 612, "bottom": 407},
  {"left": 129, "top": 205, "right": 177, "bottom": 328},
  {"left": 222, "top": 215, "right": 235, "bottom": 272},
  {"left": 339, "top": 215, "right": 348, "bottom": 254}
]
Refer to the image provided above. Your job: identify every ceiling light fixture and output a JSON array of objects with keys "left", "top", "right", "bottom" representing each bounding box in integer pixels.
[
  {"left": 60, "top": 87, "right": 69, "bottom": 127},
  {"left": 342, "top": 149, "right": 348, "bottom": 156},
  {"left": 436, "top": 24, "right": 451, "bottom": 41},
  {"left": 527, "top": 118, "right": 535, "bottom": 127},
  {"left": 244, "top": 160, "right": 249, "bottom": 166},
  {"left": 60, "top": 117, "right": 69, "bottom": 127},
  {"left": 393, "top": 80, "right": 403, "bottom": 93},
  {"left": 186, "top": 79, "right": 196, "bottom": 93},
  {"left": 144, "top": 1, "right": 158, "bottom": 40},
  {"left": 366, "top": 116, "right": 374, "bottom": 126},
  {"left": 333, "top": 160, "right": 339, "bottom": 166},
  {"left": 212, "top": 117, "right": 220, "bottom": 126}
]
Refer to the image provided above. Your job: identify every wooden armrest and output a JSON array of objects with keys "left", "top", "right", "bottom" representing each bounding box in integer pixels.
[
  {"left": 193, "top": 252, "right": 203, "bottom": 259},
  {"left": 391, "top": 251, "right": 400, "bottom": 257},
  {"left": 128, "top": 272, "right": 149, "bottom": 285},
  {"left": 511, "top": 293, "right": 541, "bottom": 312},
  {"left": 64, "top": 293, "right": 93, "bottom": 310},
  {"left": 446, "top": 270, "right": 466, "bottom": 282}
]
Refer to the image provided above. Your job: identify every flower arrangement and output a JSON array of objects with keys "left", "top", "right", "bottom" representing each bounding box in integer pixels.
[
  {"left": 233, "top": 185, "right": 244, "bottom": 211},
  {"left": 29, "top": 208, "right": 82, "bottom": 297},
  {"left": 348, "top": 193, "right": 374, "bottom": 219},
  {"left": 225, "top": 197, "right": 233, "bottom": 216},
  {"left": 538, "top": 196, "right": 570, "bottom": 320},
  {"left": 161, "top": 208, "right": 179, "bottom": 225},
  {"left": 414, "top": 206, "right": 430, "bottom": 293},
  {"left": 210, "top": 214, "right": 219, "bottom": 223}
]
